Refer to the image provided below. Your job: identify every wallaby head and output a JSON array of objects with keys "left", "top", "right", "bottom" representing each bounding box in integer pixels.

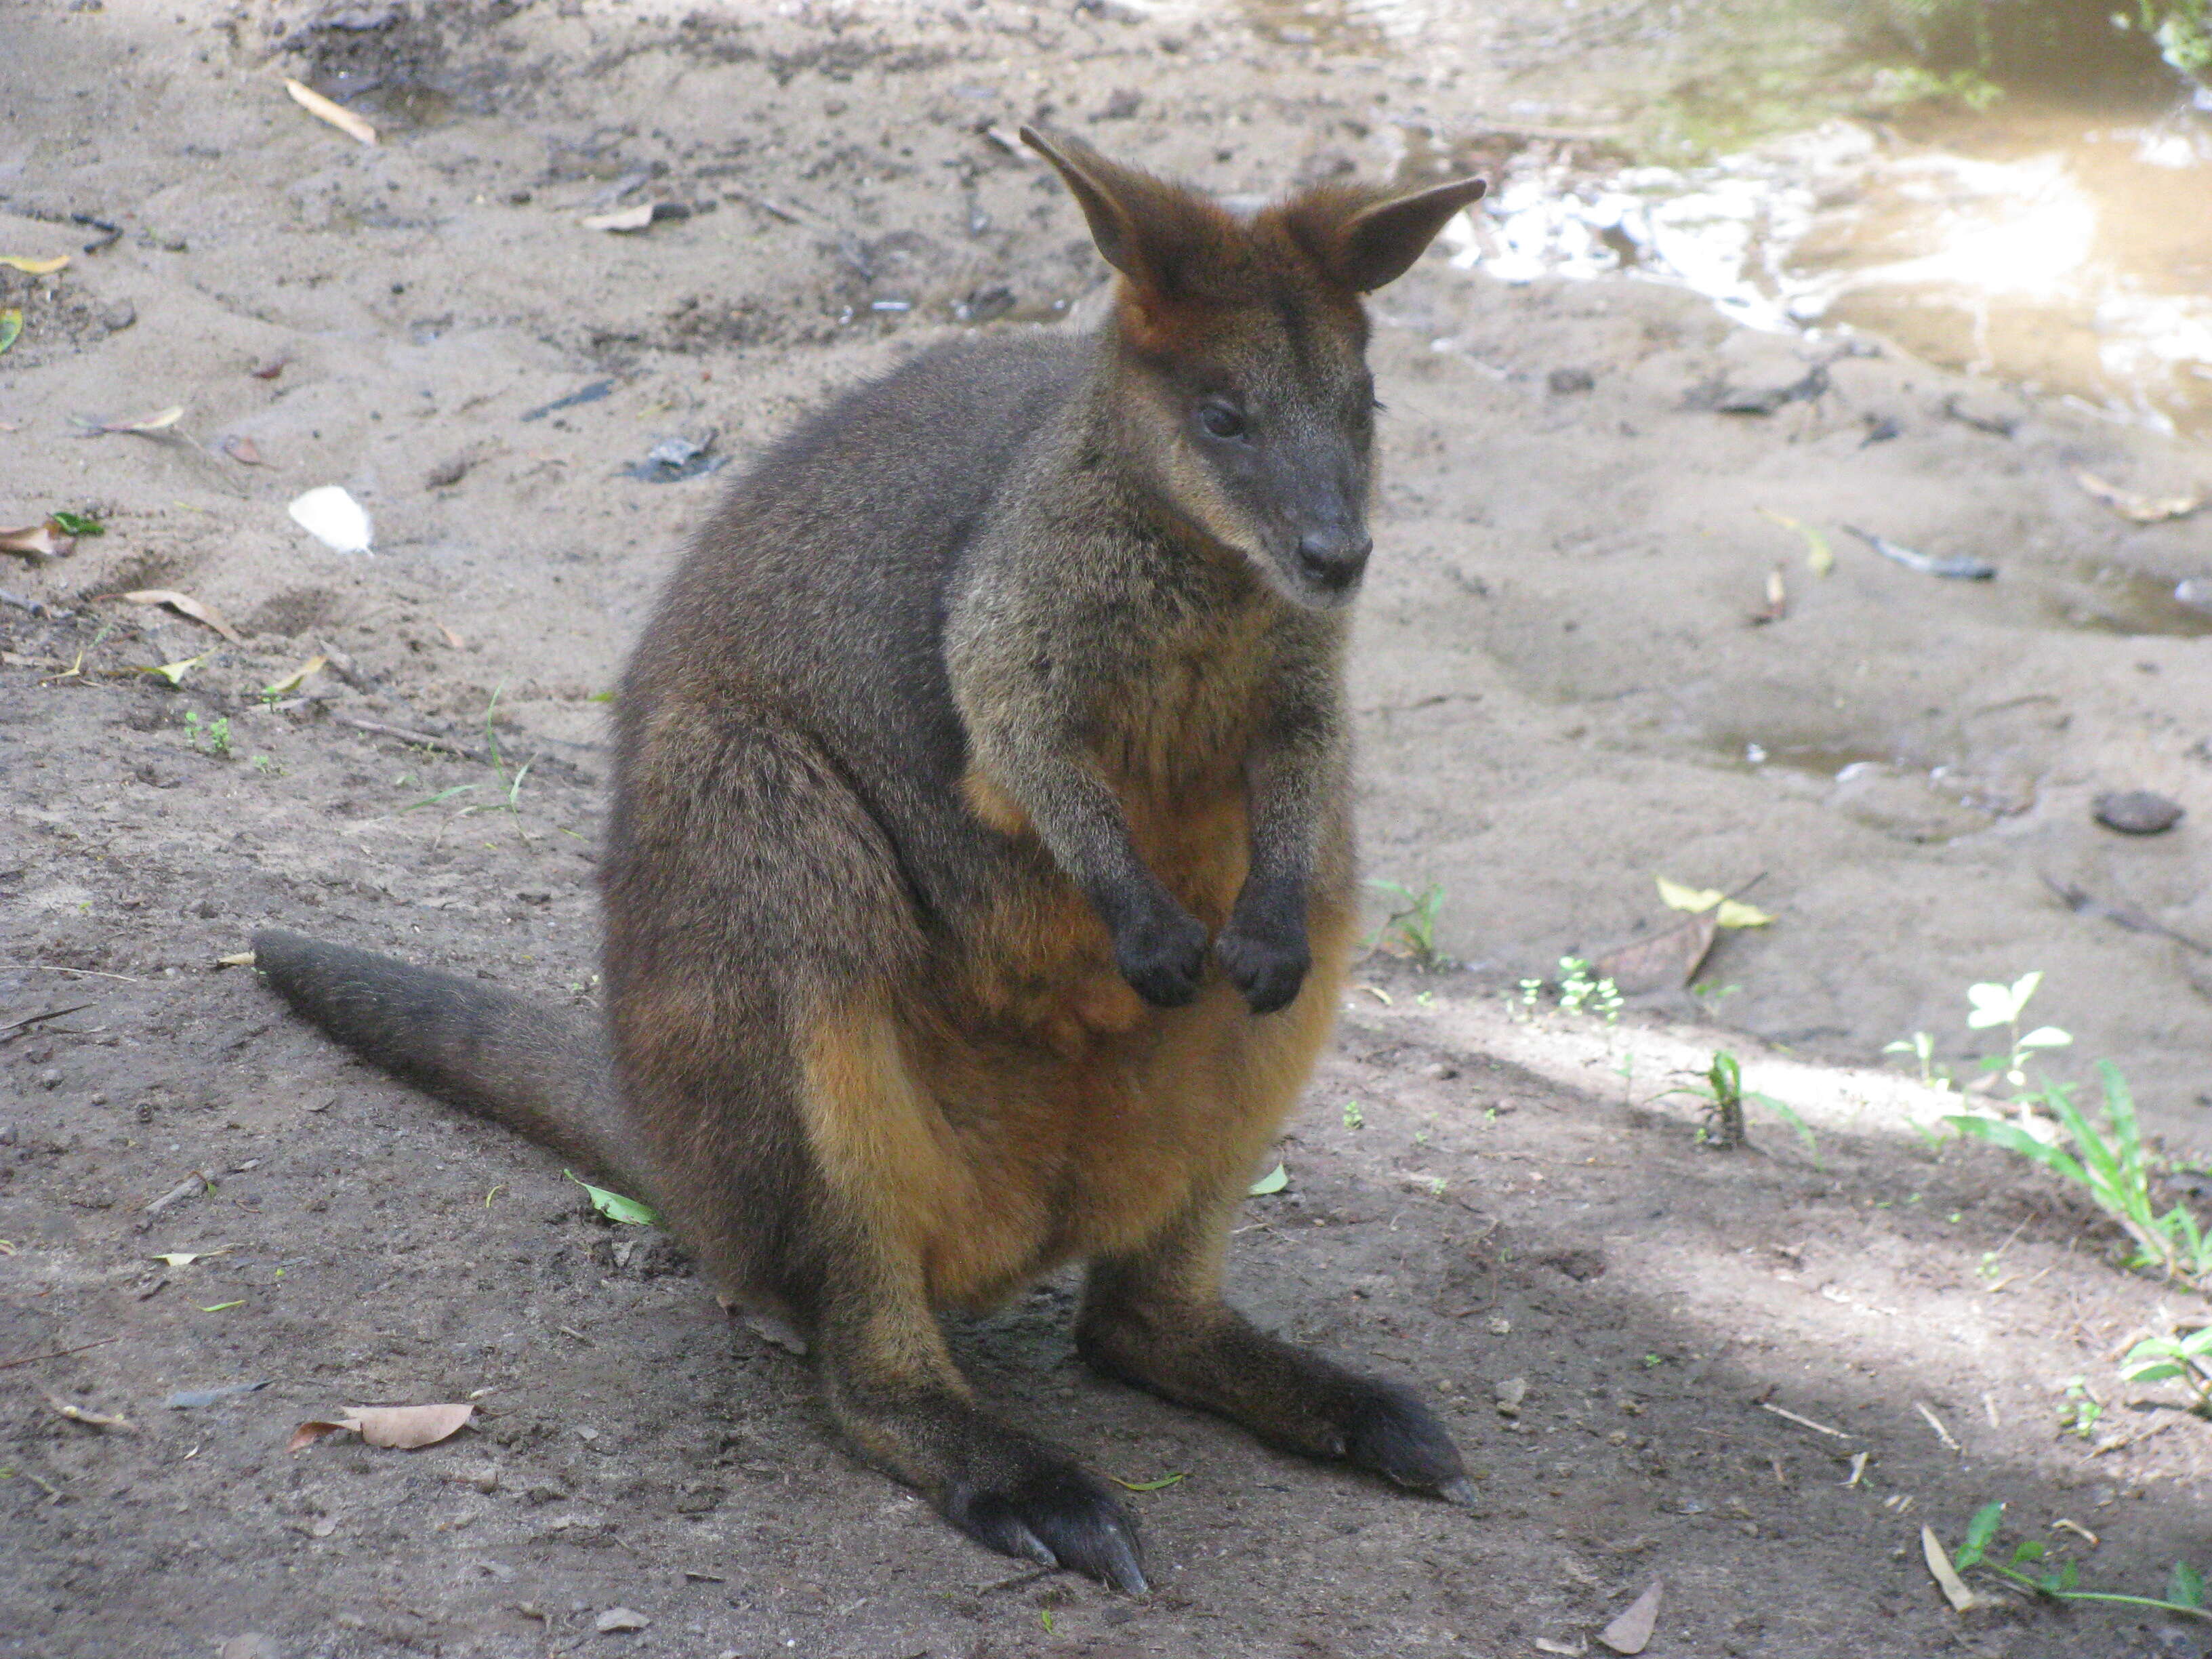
[{"left": 1023, "top": 126, "right": 1485, "bottom": 610}]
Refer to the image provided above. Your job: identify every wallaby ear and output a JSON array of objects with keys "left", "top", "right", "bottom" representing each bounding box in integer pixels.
[
  {"left": 1020, "top": 125, "right": 1229, "bottom": 301},
  {"left": 1319, "top": 177, "right": 1489, "bottom": 293}
]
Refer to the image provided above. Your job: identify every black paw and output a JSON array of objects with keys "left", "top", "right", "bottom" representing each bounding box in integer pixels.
[
  {"left": 1340, "top": 1378, "right": 1467, "bottom": 1494},
  {"left": 945, "top": 1460, "right": 1148, "bottom": 1593},
  {"left": 1215, "top": 919, "right": 1310, "bottom": 1015},
  {"left": 1112, "top": 901, "right": 1210, "bottom": 1008}
]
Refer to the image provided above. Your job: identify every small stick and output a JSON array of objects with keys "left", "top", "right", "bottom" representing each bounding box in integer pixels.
[
  {"left": 1758, "top": 1401, "right": 1851, "bottom": 1438},
  {"left": 143, "top": 1170, "right": 211, "bottom": 1216},
  {"left": 0, "top": 1334, "right": 121, "bottom": 1372},
  {"left": 1914, "top": 1400, "right": 1960, "bottom": 1452},
  {"left": 329, "top": 714, "right": 489, "bottom": 763},
  {"left": 0, "top": 1002, "right": 94, "bottom": 1038}
]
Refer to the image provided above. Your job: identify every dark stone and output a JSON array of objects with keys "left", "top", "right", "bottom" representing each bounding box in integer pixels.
[{"left": 2093, "top": 790, "right": 2184, "bottom": 835}]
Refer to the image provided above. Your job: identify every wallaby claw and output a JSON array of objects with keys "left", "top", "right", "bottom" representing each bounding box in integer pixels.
[
  {"left": 945, "top": 1462, "right": 1149, "bottom": 1594},
  {"left": 1214, "top": 923, "right": 1310, "bottom": 1015},
  {"left": 1112, "top": 904, "right": 1210, "bottom": 1008}
]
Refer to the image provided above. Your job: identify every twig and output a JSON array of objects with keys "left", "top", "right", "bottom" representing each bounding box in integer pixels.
[
  {"left": 0, "top": 1335, "right": 121, "bottom": 1372},
  {"left": 1758, "top": 1401, "right": 1851, "bottom": 1439},
  {"left": 1914, "top": 1400, "right": 1961, "bottom": 1452},
  {"left": 329, "top": 714, "right": 489, "bottom": 763},
  {"left": 0, "top": 1002, "right": 94, "bottom": 1038},
  {"left": 142, "top": 1170, "right": 212, "bottom": 1216}
]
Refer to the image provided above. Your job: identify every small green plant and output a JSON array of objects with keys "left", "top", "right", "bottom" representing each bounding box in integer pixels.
[
  {"left": 1555, "top": 957, "right": 1622, "bottom": 1022},
  {"left": 1368, "top": 878, "right": 1448, "bottom": 969},
  {"left": 1666, "top": 1050, "right": 1820, "bottom": 1163},
  {"left": 1949, "top": 1502, "right": 2208, "bottom": 1620},
  {"left": 1689, "top": 980, "right": 1741, "bottom": 1010},
  {"left": 1948, "top": 1061, "right": 2211, "bottom": 1287},
  {"left": 249, "top": 754, "right": 281, "bottom": 776},
  {"left": 182, "top": 710, "right": 232, "bottom": 757},
  {"left": 2121, "top": 1325, "right": 2212, "bottom": 1415},
  {"left": 1965, "top": 972, "right": 2072, "bottom": 1090},
  {"left": 1341, "top": 1100, "right": 1365, "bottom": 1131},
  {"left": 2058, "top": 1377, "right": 2103, "bottom": 1439},
  {"left": 1883, "top": 1029, "right": 1949, "bottom": 1090}
]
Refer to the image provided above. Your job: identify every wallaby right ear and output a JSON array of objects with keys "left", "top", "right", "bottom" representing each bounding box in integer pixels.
[{"left": 1021, "top": 125, "right": 1229, "bottom": 304}]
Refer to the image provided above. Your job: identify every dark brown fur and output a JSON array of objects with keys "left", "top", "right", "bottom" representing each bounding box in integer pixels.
[{"left": 254, "top": 131, "right": 1487, "bottom": 1591}]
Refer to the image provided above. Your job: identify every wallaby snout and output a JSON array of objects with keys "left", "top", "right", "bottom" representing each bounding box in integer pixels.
[{"left": 1295, "top": 524, "right": 1373, "bottom": 594}]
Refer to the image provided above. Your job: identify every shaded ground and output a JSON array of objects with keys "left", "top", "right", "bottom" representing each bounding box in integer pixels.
[{"left": 3, "top": 3, "right": 2211, "bottom": 1657}]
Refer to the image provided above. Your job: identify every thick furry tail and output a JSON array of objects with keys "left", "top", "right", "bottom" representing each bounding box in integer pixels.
[{"left": 252, "top": 929, "right": 642, "bottom": 1195}]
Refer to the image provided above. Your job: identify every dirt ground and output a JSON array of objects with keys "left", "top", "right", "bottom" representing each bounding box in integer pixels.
[{"left": 3, "top": 3, "right": 2211, "bottom": 1656}]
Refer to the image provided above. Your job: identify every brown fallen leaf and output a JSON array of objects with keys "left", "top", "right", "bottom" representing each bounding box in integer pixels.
[
  {"left": 248, "top": 356, "right": 288, "bottom": 380},
  {"left": 292, "top": 1401, "right": 475, "bottom": 1453},
  {"left": 73, "top": 406, "right": 184, "bottom": 436},
  {"left": 1598, "top": 1580, "right": 1663, "bottom": 1655},
  {"left": 2074, "top": 469, "right": 2203, "bottom": 525},
  {"left": 45, "top": 1394, "right": 137, "bottom": 1433},
  {"left": 0, "top": 520, "right": 75, "bottom": 560},
  {"left": 284, "top": 77, "right": 377, "bottom": 146},
  {"left": 112, "top": 589, "right": 245, "bottom": 644},
  {"left": 220, "top": 434, "right": 265, "bottom": 466},
  {"left": 1592, "top": 909, "right": 1719, "bottom": 996},
  {"left": 436, "top": 622, "right": 466, "bottom": 649}
]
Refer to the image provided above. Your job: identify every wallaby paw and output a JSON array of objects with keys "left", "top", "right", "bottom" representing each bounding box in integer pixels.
[
  {"left": 1338, "top": 1378, "right": 1468, "bottom": 1494},
  {"left": 1112, "top": 904, "right": 1210, "bottom": 1008},
  {"left": 1214, "top": 921, "right": 1310, "bottom": 1015},
  {"left": 945, "top": 1460, "right": 1149, "bottom": 1593}
]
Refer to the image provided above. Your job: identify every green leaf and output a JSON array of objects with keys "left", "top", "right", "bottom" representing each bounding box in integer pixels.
[
  {"left": 2009, "top": 1540, "right": 2047, "bottom": 1565},
  {"left": 2018, "top": 1027, "right": 2072, "bottom": 1050},
  {"left": 1965, "top": 981, "right": 2019, "bottom": 1029},
  {"left": 2096, "top": 1061, "right": 2144, "bottom": 1175},
  {"left": 1109, "top": 1471, "right": 1185, "bottom": 1492},
  {"left": 47, "top": 511, "right": 104, "bottom": 537},
  {"left": 2126, "top": 1361, "right": 2186, "bottom": 1383},
  {"left": 1960, "top": 1501, "right": 2004, "bottom": 1566},
  {"left": 1946, "top": 1116, "right": 2091, "bottom": 1187},
  {"left": 0, "top": 309, "right": 20, "bottom": 355},
  {"left": 199, "top": 1300, "right": 245, "bottom": 1313},
  {"left": 2169, "top": 1562, "right": 2206, "bottom": 1610},
  {"left": 564, "top": 1169, "right": 661, "bottom": 1227},
  {"left": 1247, "top": 1162, "right": 1288, "bottom": 1196},
  {"left": 2054, "top": 1561, "right": 2079, "bottom": 1593},
  {"left": 140, "top": 648, "right": 218, "bottom": 687}
]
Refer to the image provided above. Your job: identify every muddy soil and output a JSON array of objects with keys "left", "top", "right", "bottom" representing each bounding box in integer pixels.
[{"left": 3, "top": 3, "right": 2211, "bottom": 1658}]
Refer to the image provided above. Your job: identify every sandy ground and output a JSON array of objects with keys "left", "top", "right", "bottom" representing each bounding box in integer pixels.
[{"left": 3, "top": 3, "right": 2211, "bottom": 1656}]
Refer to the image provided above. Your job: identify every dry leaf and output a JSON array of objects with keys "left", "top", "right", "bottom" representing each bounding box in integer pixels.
[
  {"left": 284, "top": 77, "right": 377, "bottom": 146},
  {"left": 1533, "top": 1640, "right": 1587, "bottom": 1658},
  {"left": 113, "top": 589, "right": 245, "bottom": 644},
  {"left": 73, "top": 406, "right": 184, "bottom": 436},
  {"left": 2074, "top": 470, "right": 2203, "bottom": 525},
  {"left": 214, "top": 951, "right": 258, "bottom": 968},
  {"left": 1921, "top": 1525, "right": 1982, "bottom": 1612},
  {"left": 287, "top": 1420, "right": 351, "bottom": 1454},
  {"left": 347, "top": 1402, "right": 474, "bottom": 1449},
  {"left": 45, "top": 1394, "right": 136, "bottom": 1433},
  {"left": 581, "top": 203, "right": 656, "bottom": 232},
  {"left": 595, "top": 1609, "right": 650, "bottom": 1633},
  {"left": 1598, "top": 1580, "right": 1663, "bottom": 1655},
  {"left": 436, "top": 623, "right": 466, "bottom": 649},
  {"left": 1, "top": 253, "right": 70, "bottom": 275},
  {"left": 1592, "top": 909, "right": 1719, "bottom": 996},
  {"left": 262, "top": 655, "right": 327, "bottom": 697},
  {"left": 1655, "top": 876, "right": 1771, "bottom": 929},
  {"left": 221, "top": 434, "right": 265, "bottom": 466},
  {"left": 0, "top": 520, "right": 74, "bottom": 560}
]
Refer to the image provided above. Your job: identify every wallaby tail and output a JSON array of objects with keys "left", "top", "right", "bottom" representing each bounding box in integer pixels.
[{"left": 252, "top": 929, "right": 642, "bottom": 1195}]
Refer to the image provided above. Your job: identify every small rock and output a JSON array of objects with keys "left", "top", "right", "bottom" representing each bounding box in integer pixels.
[
  {"left": 1547, "top": 367, "right": 1595, "bottom": 395},
  {"left": 596, "top": 1607, "right": 649, "bottom": 1633},
  {"left": 1486, "top": 1316, "right": 1512, "bottom": 1336},
  {"left": 219, "top": 1638, "right": 279, "bottom": 1659},
  {"left": 1424, "top": 1061, "right": 1459, "bottom": 1080},
  {"left": 101, "top": 300, "right": 137, "bottom": 333},
  {"left": 2093, "top": 790, "right": 2184, "bottom": 836},
  {"left": 1493, "top": 1376, "right": 1529, "bottom": 1416},
  {"left": 2175, "top": 577, "right": 2212, "bottom": 613}
]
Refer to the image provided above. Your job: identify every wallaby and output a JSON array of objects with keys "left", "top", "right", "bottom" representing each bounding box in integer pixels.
[{"left": 254, "top": 129, "right": 1488, "bottom": 1593}]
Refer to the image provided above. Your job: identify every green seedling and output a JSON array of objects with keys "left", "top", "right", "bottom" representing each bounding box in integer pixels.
[
  {"left": 2120, "top": 1325, "right": 2212, "bottom": 1415},
  {"left": 1368, "top": 878, "right": 1448, "bottom": 969},
  {"left": 1341, "top": 1100, "right": 1365, "bottom": 1130},
  {"left": 1883, "top": 1029, "right": 1950, "bottom": 1090},
  {"left": 1948, "top": 1061, "right": 2211, "bottom": 1287},
  {"left": 1109, "top": 1471, "right": 1185, "bottom": 1492},
  {"left": 2058, "top": 1378, "right": 2103, "bottom": 1439},
  {"left": 1966, "top": 972, "right": 2071, "bottom": 1089},
  {"left": 1555, "top": 957, "right": 1622, "bottom": 1023},
  {"left": 1666, "top": 1050, "right": 1820, "bottom": 1164},
  {"left": 1950, "top": 1501, "right": 2209, "bottom": 1620},
  {"left": 49, "top": 510, "right": 104, "bottom": 537},
  {"left": 182, "top": 710, "right": 232, "bottom": 757}
]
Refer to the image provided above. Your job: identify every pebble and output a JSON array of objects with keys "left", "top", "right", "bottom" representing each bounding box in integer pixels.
[
  {"left": 2176, "top": 577, "right": 2212, "bottom": 613},
  {"left": 596, "top": 1607, "right": 649, "bottom": 1633},
  {"left": 2093, "top": 790, "right": 2184, "bottom": 835}
]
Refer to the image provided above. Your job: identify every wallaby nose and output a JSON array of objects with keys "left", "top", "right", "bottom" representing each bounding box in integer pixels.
[{"left": 1296, "top": 528, "right": 1373, "bottom": 592}]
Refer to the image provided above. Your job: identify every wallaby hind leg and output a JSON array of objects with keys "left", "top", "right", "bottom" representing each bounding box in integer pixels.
[
  {"left": 1076, "top": 1197, "right": 1474, "bottom": 1504},
  {"left": 813, "top": 1254, "right": 1147, "bottom": 1592}
]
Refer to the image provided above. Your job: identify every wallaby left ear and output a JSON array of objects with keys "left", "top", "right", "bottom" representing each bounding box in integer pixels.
[{"left": 1323, "top": 177, "right": 1488, "bottom": 293}]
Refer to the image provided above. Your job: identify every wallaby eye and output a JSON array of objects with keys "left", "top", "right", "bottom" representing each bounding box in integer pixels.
[{"left": 1196, "top": 401, "right": 1248, "bottom": 441}]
